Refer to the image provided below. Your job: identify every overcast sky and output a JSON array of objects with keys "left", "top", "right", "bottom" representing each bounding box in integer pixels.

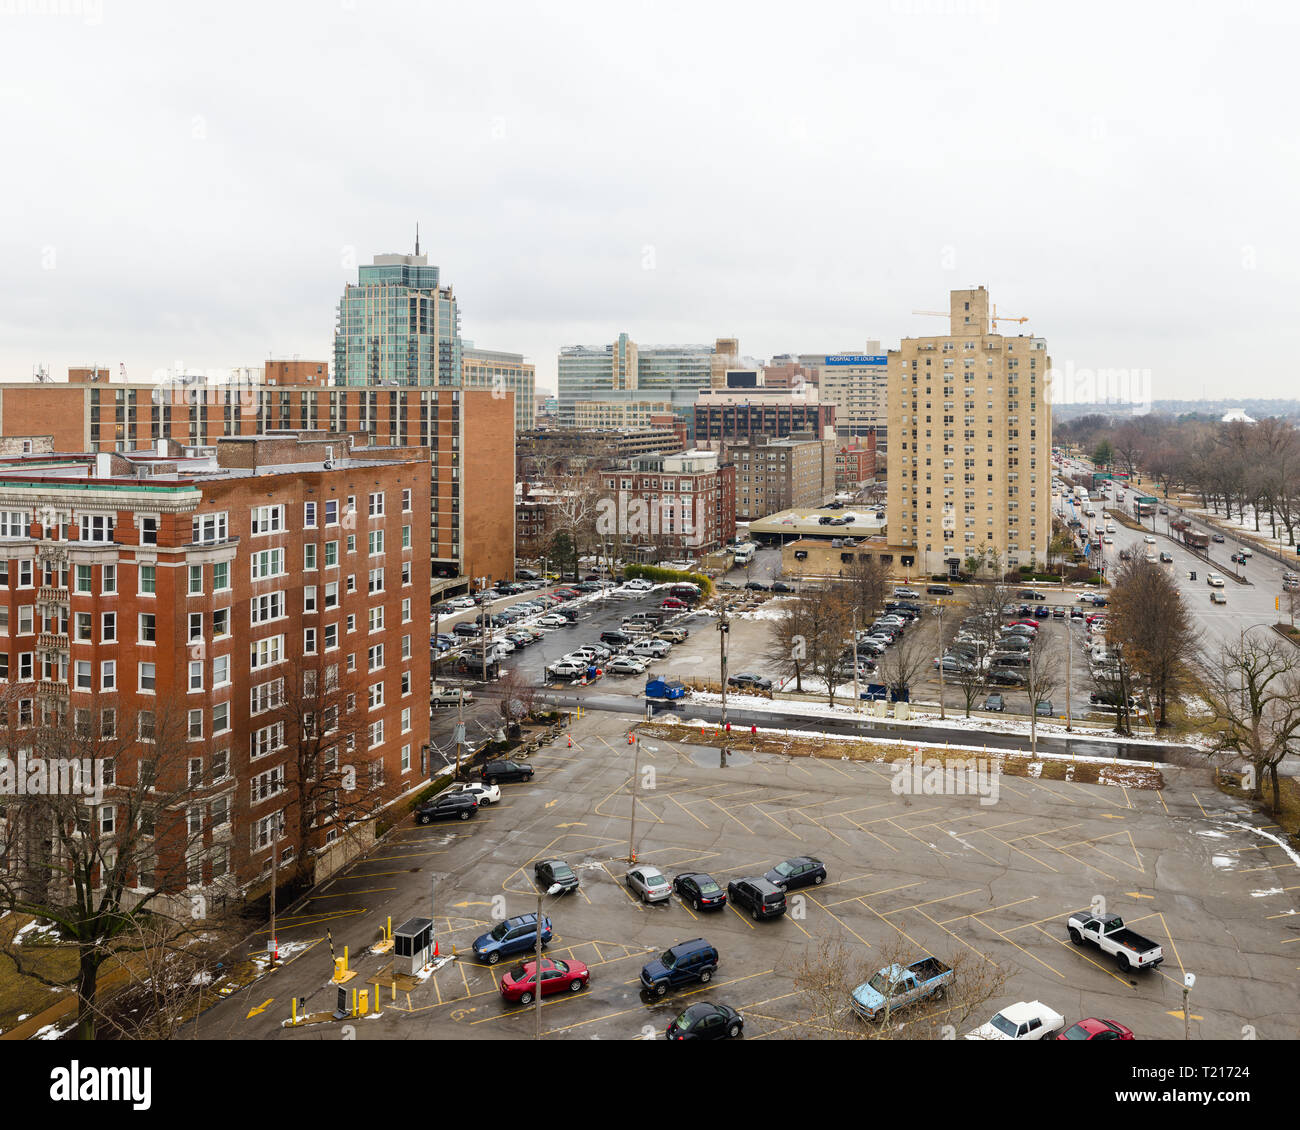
[{"left": 2, "top": 0, "right": 1297, "bottom": 401}]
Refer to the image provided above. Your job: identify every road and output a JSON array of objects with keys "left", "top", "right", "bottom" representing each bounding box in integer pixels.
[{"left": 538, "top": 688, "right": 1193, "bottom": 764}]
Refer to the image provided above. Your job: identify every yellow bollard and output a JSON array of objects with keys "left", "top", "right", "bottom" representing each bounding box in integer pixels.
[
  {"left": 343, "top": 945, "right": 349, "bottom": 972},
  {"left": 351, "top": 988, "right": 357, "bottom": 1017},
  {"left": 387, "top": 916, "right": 392, "bottom": 941},
  {"left": 292, "top": 997, "right": 298, "bottom": 1025},
  {"left": 358, "top": 990, "right": 369, "bottom": 1016}
]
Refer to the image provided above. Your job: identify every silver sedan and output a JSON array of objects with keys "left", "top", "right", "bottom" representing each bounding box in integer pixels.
[{"left": 626, "top": 865, "right": 672, "bottom": 903}]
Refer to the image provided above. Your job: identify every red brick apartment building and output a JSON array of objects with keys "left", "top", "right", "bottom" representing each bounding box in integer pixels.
[
  {"left": 0, "top": 365, "right": 514, "bottom": 591},
  {"left": 836, "top": 434, "right": 878, "bottom": 491},
  {"left": 0, "top": 434, "right": 430, "bottom": 903},
  {"left": 599, "top": 450, "right": 735, "bottom": 557}
]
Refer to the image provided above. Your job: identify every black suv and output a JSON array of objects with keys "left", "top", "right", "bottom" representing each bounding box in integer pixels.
[
  {"left": 763, "top": 856, "right": 826, "bottom": 890},
  {"left": 727, "top": 877, "right": 787, "bottom": 920},
  {"left": 600, "top": 630, "right": 633, "bottom": 646},
  {"left": 926, "top": 584, "right": 955, "bottom": 596},
  {"left": 640, "top": 939, "right": 720, "bottom": 996},
  {"left": 415, "top": 793, "right": 478, "bottom": 824},
  {"left": 481, "top": 759, "right": 534, "bottom": 784},
  {"left": 534, "top": 859, "right": 580, "bottom": 892}
]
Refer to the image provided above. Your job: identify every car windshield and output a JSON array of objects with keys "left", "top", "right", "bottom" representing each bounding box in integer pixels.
[
  {"left": 990, "top": 1012, "right": 1019, "bottom": 1037},
  {"left": 659, "top": 949, "right": 677, "bottom": 969},
  {"left": 674, "top": 1009, "right": 701, "bottom": 1030},
  {"left": 698, "top": 879, "right": 720, "bottom": 895},
  {"left": 772, "top": 861, "right": 796, "bottom": 877},
  {"left": 551, "top": 863, "right": 574, "bottom": 880},
  {"left": 490, "top": 922, "right": 510, "bottom": 941},
  {"left": 867, "top": 971, "right": 896, "bottom": 995}
]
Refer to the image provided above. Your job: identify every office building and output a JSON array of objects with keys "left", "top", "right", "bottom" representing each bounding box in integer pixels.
[
  {"left": 886, "top": 286, "right": 1051, "bottom": 576},
  {"left": 694, "top": 386, "right": 836, "bottom": 445},
  {"left": 461, "top": 346, "right": 535, "bottom": 432},
  {"left": 334, "top": 245, "right": 462, "bottom": 388}
]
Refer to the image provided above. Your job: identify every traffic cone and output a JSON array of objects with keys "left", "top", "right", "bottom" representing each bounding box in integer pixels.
[
  {"left": 627, "top": 733, "right": 634, "bottom": 745},
  {"left": 433, "top": 939, "right": 440, "bottom": 957},
  {"left": 567, "top": 735, "right": 573, "bottom": 748}
]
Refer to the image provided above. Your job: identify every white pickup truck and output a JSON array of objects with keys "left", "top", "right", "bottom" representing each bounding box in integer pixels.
[{"left": 1067, "top": 911, "right": 1163, "bottom": 972}]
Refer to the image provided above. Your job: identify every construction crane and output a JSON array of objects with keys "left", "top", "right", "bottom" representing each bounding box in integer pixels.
[{"left": 911, "top": 305, "right": 1030, "bottom": 331}]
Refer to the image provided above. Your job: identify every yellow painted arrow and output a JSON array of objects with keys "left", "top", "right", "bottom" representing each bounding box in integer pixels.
[
  {"left": 451, "top": 900, "right": 493, "bottom": 908},
  {"left": 544, "top": 799, "right": 559, "bottom": 808},
  {"left": 556, "top": 822, "right": 587, "bottom": 829},
  {"left": 1125, "top": 891, "right": 1156, "bottom": 900},
  {"left": 246, "top": 998, "right": 274, "bottom": 1019},
  {"left": 1166, "top": 1010, "right": 1203, "bottom": 1021},
  {"left": 1099, "top": 813, "right": 1125, "bottom": 820}
]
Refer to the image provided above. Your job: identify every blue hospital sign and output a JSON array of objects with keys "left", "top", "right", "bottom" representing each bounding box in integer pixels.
[{"left": 824, "top": 354, "right": 887, "bottom": 366}]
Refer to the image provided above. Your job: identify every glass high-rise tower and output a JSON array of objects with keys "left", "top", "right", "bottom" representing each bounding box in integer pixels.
[{"left": 334, "top": 248, "right": 462, "bottom": 387}]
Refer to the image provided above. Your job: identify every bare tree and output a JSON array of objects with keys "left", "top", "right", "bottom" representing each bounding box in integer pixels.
[
  {"left": 0, "top": 699, "right": 213, "bottom": 1040},
  {"left": 1106, "top": 558, "right": 1200, "bottom": 728},
  {"left": 496, "top": 666, "right": 537, "bottom": 734},
  {"left": 1022, "top": 635, "right": 1062, "bottom": 754},
  {"left": 877, "top": 630, "right": 932, "bottom": 705},
  {"left": 792, "top": 933, "right": 1008, "bottom": 1040},
  {"left": 265, "top": 657, "right": 388, "bottom": 891},
  {"left": 841, "top": 554, "right": 889, "bottom": 625},
  {"left": 802, "top": 587, "right": 855, "bottom": 707},
  {"left": 766, "top": 595, "right": 817, "bottom": 693},
  {"left": 1197, "top": 634, "right": 1300, "bottom": 817}
]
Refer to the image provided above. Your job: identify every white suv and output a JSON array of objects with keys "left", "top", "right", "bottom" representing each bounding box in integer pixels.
[{"left": 1206, "top": 573, "right": 1225, "bottom": 588}]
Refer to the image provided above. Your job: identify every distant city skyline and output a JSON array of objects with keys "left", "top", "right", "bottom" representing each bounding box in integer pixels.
[{"left": 3, "top": 1, "right": 1297, "bottom": 400}]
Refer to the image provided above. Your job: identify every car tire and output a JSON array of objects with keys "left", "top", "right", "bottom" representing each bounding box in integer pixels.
[
  {"left": 1116, "top": 952, "right": 1130, "bottom": 972},
  {"left": 655, "top": 983, "right": 666, "bottom": 997},
  {"left": 931, "top": 985, "right": 946, "bottom": 1001},
  {"left": 814, "top": 874, "right": 824, "bottom": 885},
  {"left": 418, "top": 814, "right": 431, "bottom": 825},
  {"left": 727, "top": 1022, "right": 741, "bottom": 1038},
  {"left": 1069, "top": 928, "right": 1084, "bottom": 945},
  {"left": 487, "top": 952, "right": 500, "bottom": 965},
  {"left": 692, "top": 899, "right": 700, "bottom": 911},
  {"left": 518, "top": 991, "right": 533, "bottom": 1005},
  {"left": 459, "top": 811, "right": 470, "bottom": 820},
  {"left": 751, "top": 907, "right": 760, "bottom": 921},
  {"left": 570, "top": 979, "right": 585, "bottom": 993},
  {"left": 699, "top": 970, "right": 712, "bottom": 984}
]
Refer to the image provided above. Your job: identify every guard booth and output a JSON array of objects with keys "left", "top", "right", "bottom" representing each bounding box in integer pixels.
[{"left": 394, "top": 917, "right": 433, "bottom": 975}]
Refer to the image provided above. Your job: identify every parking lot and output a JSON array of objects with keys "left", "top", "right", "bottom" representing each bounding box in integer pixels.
[{"left": 220, "top": 706, "right": 1300, "bottom": 1041}]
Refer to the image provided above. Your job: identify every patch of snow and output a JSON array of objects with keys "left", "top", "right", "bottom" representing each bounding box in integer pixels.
[
  {"left": 1195, "top": 829, "right": 1228, "bottom": 839},
  {"left": 1223, "top": 821, "right": 1300, "bottom": 869},
  {"left": 1027, "top": 762, "right": 1043, "bottom": 778},
  {"left": 1211, "top": 855, "right": 1235, "bottom": 870},
  {"left": 36, "top": 1019, "right": 75, "bottom": 1040},
  {"left": 1250, "top": 888, "right": 1283, "bottom": 898}
]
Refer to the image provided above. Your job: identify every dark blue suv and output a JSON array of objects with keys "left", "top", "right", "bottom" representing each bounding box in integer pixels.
[
  {"left": 472, "top": 913, "right": 553, "bottom": 965},
  {"left": 640, "top": 938, "right": 719, "bottom": 997}
]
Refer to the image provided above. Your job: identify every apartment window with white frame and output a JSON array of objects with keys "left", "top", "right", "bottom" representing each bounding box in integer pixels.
[
  {"left": 251, "top": 722, "right": 284, "bottom": 760},
  {"left": 189, "top": 661, "right": 203, "bottom": 691},
  {"left": 250, "top": 505, "right": 284, "bottom": 535},
  {"left": 304, "top": 501, "right": 317, "bottom": 528},
  {"left": 192, "top": 512, "right": 228, "bottom": 545},
  {"left": 368, "top": 492, "right": 384, "bottom": 517},
  {"left": 368, "top": 643, "right": 383, "bottom": 672},
  {"left": 368, "top": 606, "right": 384, "bottom": 633},
  {"left": 250, "top": 635, "right": 283, "bottom": 671},
  {"left": 79, "top": 514, "right": 114, "bottom": 543},
  {"left": 251, "top": 592, "right": 285, "bottom": 625},
  {"left": 401, "top": 488, "right": 412, "bottom": 511},
  {"left": 368, "top": 681, "right": 384, "bottom": 709},
  {"left": 101, "top": 660, "right": 116, "bottom": 691}
]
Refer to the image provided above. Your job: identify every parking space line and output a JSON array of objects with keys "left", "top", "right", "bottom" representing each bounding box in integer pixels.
[
  {"left": 970, "top": 916, "right": 1066, "bottom": 979},
  {"left": 664, "top": 792, "right": 711, "bottom": 828},
  {"left": 1026, "top": 834, "right": 1120, "bottom": 881},
  {"left": 754, "top": 805, "right": 802, "bottom": 841},
  {"left": 886, "top": 888, "right": 982, "bottom": 916},
  {"left": 308, "top": 887, "right": 397, "bottom": 899},
  {"left": 857, "top": 900, "right": 929, "bottom": 953},
  {"left": 804, "top": 814, "right": 856, "bottom": 848},
  {"left": 703, "top": 797, "right": 755, "bottom": 834},
  {"left": 938, "top": 896, "right": 1037, "bottom": 926},
  {"left": 1029, "top": 923, "right": 1137, "bottom": 987},
  {"left": 540, "top": 969, "right": 776, "bottom": 1036},
  {"left": 726, "top": 901, "right": 757, "bottom": 929},
  {"left": 984, "top": 831, "right": 1060, "bottom": 873},
  {"left": 912, "top": 907, "right": 999, "bottom": 967},
  {"left": 1155, "top": 790, "right": 1169, "bottom": 815}
]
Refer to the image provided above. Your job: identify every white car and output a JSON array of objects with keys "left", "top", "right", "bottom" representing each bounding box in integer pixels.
[
  {"left": 536, "top": 614, "right": 568, "bottom": 627},
  {"left": 966, "top": 1001, "right": 1065, "bottom": 1041},
  {"left": 549, "top": 659, "right": 586, "bottom": 678},
  {"left": 1143, "top": 535, "right": 1156, "bottom": 544},
  {"left": 448, "top": 596, "right": 476, "bottom": 610},
  {"left": 607, "top": 656, "right": 648, "bottom": 675},
  {"left": 491, "top": 637, "right": 515, "bottom": 654},
  {"left": 1206, "top": 573, "right": 1225, "bottom": 588},
  {"left": 1102, "top": 535, "right": 1114, "bottom": 544},
  {"left": 447, "top": 781, "right": 501, "bottom": 806},
  {"left": 1105, "top": 523, "right": 1115, "bottom": 533},
  {"left": 624, "top": 579, "right": 654, "bottom": 591}
]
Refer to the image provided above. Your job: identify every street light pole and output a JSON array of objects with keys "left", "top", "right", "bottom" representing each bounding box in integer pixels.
[
  {"left": 628, "top": 733, "right": 640, "bottom": 862},
  {"left": 718, "top": 600, "right": 730, "bottom": 763},
  {"left": 935, "top": 600, "right": 946, "bottom": 721},
  {"left": 534, "top": 882, "right": 562, "bottom": 1040}
]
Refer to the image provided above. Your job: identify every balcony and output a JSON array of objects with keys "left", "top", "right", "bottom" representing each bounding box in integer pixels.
[
  {"left": 39, "top": 586, "right": 69, "bottom": 605},
  {"left": 37, "top": 681, "right": 69, "bottom": 699},
  {"left": 38, "top": 633, "right": 69, "bottom": 652}
]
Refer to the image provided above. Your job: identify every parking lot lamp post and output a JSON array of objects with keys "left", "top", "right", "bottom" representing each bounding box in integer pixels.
[
  {"left": 535, "top": 882, "right": 563, "bottom": 1039},
  {"left": 1065, "top": 616, "right": 1073, "bottom": 732},
  {"left": 628, "top": 732, "right": 640, "bottom": 863},
  {"left": 935, "top": 601, "right": 946, "bottom": 721}
]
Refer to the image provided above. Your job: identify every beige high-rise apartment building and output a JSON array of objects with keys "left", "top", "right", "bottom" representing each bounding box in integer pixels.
[{"left": 887, "top": 287, "right": 1051, "bottom": 576}]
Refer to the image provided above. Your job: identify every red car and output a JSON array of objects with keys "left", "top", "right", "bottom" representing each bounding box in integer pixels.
[
  {"left": 660, "top": 598, "right": 687, "bottom": 610},
  {"left": 499, "top": 957, "right": 589, "bottom": 1005},
  {"left": 1008, "top": 619, "right": 1040, "bottom": 629},
  {"left": 551, "top": 589, "right": 580, "bottom": 601},
  {"left": 1056, "top": 1017, "right": 1135, "bottom": 1041}
]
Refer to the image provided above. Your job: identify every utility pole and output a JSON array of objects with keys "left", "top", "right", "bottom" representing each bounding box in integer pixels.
[
  {"left": 455, "top": 686, "right": 464, "bottom": 778},
  {"left": 1065, "top": 611, "right": 1073, "bottom": 732},
  {"left": 936, "top": 600, "right": 946, "bottom": 721},
  {"left": 268, "top": 817, "right": 280, "bottom": 967},
  {"left": 718, "top": 600, "right": 730, "bottom": 764},
  {"left": 627, "top": 732, "right": 640, "bottom": 863},
  {"left": 851, "top": 608, "right": 859, "bottom": 720}
]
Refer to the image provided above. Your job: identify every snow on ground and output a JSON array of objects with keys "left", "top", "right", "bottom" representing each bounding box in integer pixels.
[
  {"left": 249, "top": 938, "right": 314, "bottom": 971},
  {"left": 1224, "top": 821, "right": 1300, "bottom": 869},
  {"left": 686, "top": 690, "right": 1180, "bottom": 750},
  {"left": 1212, "top": 855, "right": 1236, "bottom": 870},
  {"left": 13, "top": 919, "right": 62, "bottom": 945},
  {"left": 1251, "top": 888, "right": 1284, "bottom": 898},
  {"left": 670, "top": 716, "right": 1168, "bottom": 772},
  {"left": 35, "top": 1019, "right": 76, "bottom": 1040}
]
